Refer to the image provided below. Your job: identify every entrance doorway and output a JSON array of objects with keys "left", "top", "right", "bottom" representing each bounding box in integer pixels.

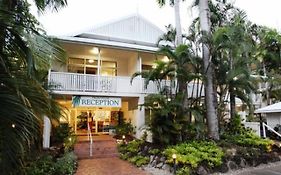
[{"left": 76, "top": 110, "right": 119, "bottom": 135}]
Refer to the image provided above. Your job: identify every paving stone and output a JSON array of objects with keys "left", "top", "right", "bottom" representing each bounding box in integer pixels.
[{"left": 74, "top": 135, "right": 149, "bottom": 175}]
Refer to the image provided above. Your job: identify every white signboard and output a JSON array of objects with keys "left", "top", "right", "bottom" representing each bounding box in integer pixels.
[{"left": 72, "top": 96, "right": 121, "bottom": 107}]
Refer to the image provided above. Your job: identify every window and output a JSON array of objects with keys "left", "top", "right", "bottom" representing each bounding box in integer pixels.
[{"left": 68, "top": 57, "right": 117, "bottom": 76}]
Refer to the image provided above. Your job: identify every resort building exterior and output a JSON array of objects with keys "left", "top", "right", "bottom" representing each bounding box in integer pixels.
[
  {"left": 49, "top": 15, "right": 167, "bottom": 138},
  {"left": 48, "top": 14, "right": 265, "bottom": 138}
]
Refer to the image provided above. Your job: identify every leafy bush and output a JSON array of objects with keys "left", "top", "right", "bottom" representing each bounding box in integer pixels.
[
  {"left": 164, "top": 141, "right": 224, "bottom": 169},
  {"left": 176, "top": 167, "right": 190, "bottom": 175},
  {"left": 52, "top": 123, "right": 74, "bottom": 145},
  {"left": 115, "top": 121, "right": 135, "bottom": 136},
  {"left": 118, "top": 139, "right": 144, "bottom": 155},
  {"left": 25, "top": 152, "right": 77, "bottom": 175},
  {"left": 128, "top": 155, "right": 149, "bottom": 167},
  {"left": 118, "top": 139, "right": 149, "bottom": 167},
  {"left": 148, "top": 148, "right": 160, "bottom": 155},
  {"left": 55, "top": 152, "right": 77, "bottom": 175},
  {"left": 222, "top": 132, "right": 274, "bottom": 152},
  {"left": 26, "top": 155, "right": 55, "bottom": 175}
]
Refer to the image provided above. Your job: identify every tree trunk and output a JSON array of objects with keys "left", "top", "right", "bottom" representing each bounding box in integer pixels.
[
  {"left": 199, "top": 0, "right": 219, "bottom": 140},
  {"left": 174, "top": 0, "right": 183, "bottom": 45},
  {"left": 229, "top": 86, "right": 236, "bottom": 119}
]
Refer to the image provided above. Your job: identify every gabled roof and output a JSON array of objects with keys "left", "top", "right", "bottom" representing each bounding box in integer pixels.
[
  {"left": 254, "top": 102, "right": 281, "bottom": 113},
  {"left": 75, "top": 14, "right": 164, "bottom": 45}
]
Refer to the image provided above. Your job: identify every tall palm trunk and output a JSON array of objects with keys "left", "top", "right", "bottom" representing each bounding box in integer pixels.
[
  {"left": 199, "top": 0, "right": 219, "bottom": 140},
  {"left": 229, "top": 86, "right": 236, "bottom": 118},
  {"left": 174, "top": 0, "right": 183, "bottom": 45}
]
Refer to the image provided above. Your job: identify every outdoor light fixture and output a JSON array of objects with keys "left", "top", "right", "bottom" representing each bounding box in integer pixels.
[
  {"left": 12, "top": 124, "right": 15, "bottom": 128},
  {"left": 167, "top": 98, "right": 171, "bottom": 102},
  {"left": 90, "top": 47, "right": 99, "bottom": 54},
  {"left": 88, "top": 59, "right": 94, "bottom": 63},
  {"left": 69, "top": 138, "right": 72, "bottom": 141},
  {"left": 172, "top": 153, "right": 177, "bottom": 174},
  {"left": 162, "top": 56, "right": 169, "bottom": 63}
]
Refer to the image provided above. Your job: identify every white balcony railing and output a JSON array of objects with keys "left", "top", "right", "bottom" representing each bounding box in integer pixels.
[{"left": 48, "top": 72, "right": 203, "bottom": 95}]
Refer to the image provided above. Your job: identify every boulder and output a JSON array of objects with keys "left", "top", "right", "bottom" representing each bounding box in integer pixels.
[
  {"left": 197, "top": 166, "right": 208, "bottom": 175},
  {"left": 227, "top": 161, "right": 238, "bottom": 171}
]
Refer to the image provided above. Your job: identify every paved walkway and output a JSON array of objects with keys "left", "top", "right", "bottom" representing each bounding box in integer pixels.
[{"left": 74, "top": 135, "right": 149, "bottom": 175}]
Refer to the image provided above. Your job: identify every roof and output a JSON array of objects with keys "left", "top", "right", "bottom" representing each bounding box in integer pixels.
[
  {"left": 80, "top": 14, "right": 164, "bottom": 44},
  {"left": 57, "top": 14, "right": 165, "bottom": 52},
  {"left": 254, "top": 102, "right": 281, "bottom": 113}
]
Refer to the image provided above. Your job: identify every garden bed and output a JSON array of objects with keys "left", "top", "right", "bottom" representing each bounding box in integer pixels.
[{"left": 117, "top": 133, "right": 281, "bottom": 175}]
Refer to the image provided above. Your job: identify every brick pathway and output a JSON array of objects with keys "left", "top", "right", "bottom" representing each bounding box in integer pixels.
[{"left": 75, "top": 135, "right": 149, "bottom": 175}]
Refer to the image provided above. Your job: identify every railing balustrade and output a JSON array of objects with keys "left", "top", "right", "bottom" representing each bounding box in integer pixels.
[{"left": 48, "top": 71, "right": 201, "bottom": 95}]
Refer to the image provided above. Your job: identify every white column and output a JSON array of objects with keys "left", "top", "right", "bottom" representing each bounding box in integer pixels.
[
  {"left": 137, "top": 53, "right": 143, "bottom": 93},
  {"left": 97, "top": 48, "right": 101, "bottom": 91},
  {"left": 43, "top": 116, "right": 51, "bottom": 149},
  {"left": 136, "top": 95, "right": 145, "bottom": 139}
]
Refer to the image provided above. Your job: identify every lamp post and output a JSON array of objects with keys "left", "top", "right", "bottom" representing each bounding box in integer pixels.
[{"left": 172, "top": 153, "right": 177, "bottom": 175}]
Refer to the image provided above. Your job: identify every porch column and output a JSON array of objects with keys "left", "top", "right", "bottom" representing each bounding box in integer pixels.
[
  {"left": 137, "top": 53, "right": 143, "bottom": 93},
  {"left": 136, "top": 95, "right": 145, "bottom": 138},
  {"left": 97, "top": 48, "right": 101, "bottom": 91},
  {"left": 43, "top": 116, "right": 51, "bottom": 149}
]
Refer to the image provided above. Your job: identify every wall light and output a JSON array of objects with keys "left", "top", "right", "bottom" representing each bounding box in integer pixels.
[
  {"left": 88, "top": 59, "right": 94, "bottom": 63},
  {"left": 90, "top": 47, "right": 99, "bottom": 54}
]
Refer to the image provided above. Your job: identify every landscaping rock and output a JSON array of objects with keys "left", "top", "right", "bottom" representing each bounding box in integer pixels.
[
  {"left": 227, "top": 160, "right": 239, "bottom": 170},
  {"left": 160, "top": 156, "right": 166, "bottom": 162},
  {"left": 151, "top": 159, "right": 157, "bottom": 167},
  {"left": 197, "top": 166, "right": 208, "bottom": 175},
  {"left": 150, "top": 155, "right": 154, "bottom": 164},
  {"left": 240, "top": 158, "right": 248, "bottom": 168},
  {"left": 162, "top": 164, "right": 171, "bottom": 171},
  {"left": 156, "top": 162, "right": 164, "bottom": 169}
]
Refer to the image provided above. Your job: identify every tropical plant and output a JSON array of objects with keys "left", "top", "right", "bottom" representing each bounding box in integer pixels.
[
  {"left": 198, "top": 0, "right": 219, "bottom": 140},
  {"left": 0, "top": 0, "right": 66, "bottom": 173},
  {"left": 156, "top": 0, "right": 184, "bottom": 45}
]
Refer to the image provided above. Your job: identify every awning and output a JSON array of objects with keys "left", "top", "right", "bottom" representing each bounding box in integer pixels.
[{"left": 254, "top": 102, "right": 281, "bottom": 114}]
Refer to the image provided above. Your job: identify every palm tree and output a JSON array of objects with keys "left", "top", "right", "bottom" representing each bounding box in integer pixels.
[
  {"left": 156, "top": 0, "right": 183, "bottom": 45},
  {"left": 0, "top": 0, "right": 66, "bottom": 173},
  {"left": 198, "top": 0, "right": 219, "bottom": 140}
]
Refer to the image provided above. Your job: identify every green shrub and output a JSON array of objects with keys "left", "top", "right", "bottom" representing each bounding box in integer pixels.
[
  {"left": 64, "top": 135, "right": 77, "bottom": 152},
  {"left": 55, "top": 152, "right": 77, "bottom": 175},
  {"left": 222, "top": 132, "right": 274, "bottom": 152},
  {"left": 52, "top": 123, "right": 74, "bottom": 145},
  {"left": 26, "top": 155, "right": 55, "bottom": 175},
  {"left": 128, "top": 155, "right": 149, "bottom": 167},
  {"left": 118, "top": 139, "right": 144, "bottom": 155},
  {"left": 115, "top": 121, "right": 135, "bottom": 136},
  {"left": 176, "top": 167, "right": 190, "bottom": 175},
  {"left": 25, "top": 152, "right": 77, "bottom": 175},
  {"left": 164, "top": 141, "right": 224, "bottom": 169},
  {"left": 148, "top": 148, "right": 160, "bottom": 155}
]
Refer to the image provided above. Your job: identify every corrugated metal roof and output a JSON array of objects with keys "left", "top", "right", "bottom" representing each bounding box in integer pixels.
[{"left": 75, "top": 14, "right": 164, "bottom": 45}]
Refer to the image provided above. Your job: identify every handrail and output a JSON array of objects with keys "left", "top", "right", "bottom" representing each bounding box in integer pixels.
[
  {"left": 262, "top": 122, "right": 281, "bottom": 138},
  {"left": 87, "top": 122, "right": 93, "bottom": 157}
]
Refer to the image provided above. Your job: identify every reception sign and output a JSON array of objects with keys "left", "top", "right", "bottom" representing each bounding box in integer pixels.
[{"left": 72, "top": 96, "right": 121, "bottom": 107}]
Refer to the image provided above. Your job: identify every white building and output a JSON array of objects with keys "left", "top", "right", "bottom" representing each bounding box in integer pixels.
[{"left": 49, "top": 15, "right": 169, "bottom": 138}]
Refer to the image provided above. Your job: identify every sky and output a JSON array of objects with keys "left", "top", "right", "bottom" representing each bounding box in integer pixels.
[{"left": 30, "top": 0, "right": 281, "bottom": 36}]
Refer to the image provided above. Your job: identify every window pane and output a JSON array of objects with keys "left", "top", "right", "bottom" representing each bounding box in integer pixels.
[
  {"left": 102, "top": 61, "right": 116, "bottom": 68},
  {"left": 69, "top": 58, "right": 84, "bottom": 65}
]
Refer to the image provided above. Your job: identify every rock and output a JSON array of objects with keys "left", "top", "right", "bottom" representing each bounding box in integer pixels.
[
  {"left": 143, "top": 145, "right": 149, "bottom": 152},
  {"left": 151, "top": 160, "right": 157, "bottom": 167},
  {"left": 197, "top": 166, "right": 208, "bottom": 175},
  {"left": 156, "top": 162, "right": 164, "bottom": 168},
  {"left": 240, "top": 158, "right": 248, "bottom": 168},
  {"left": 160, "top": 156, "right": 166, "bottom": 162},
  {"left": 227, "top": 161, "right": 238, "bottom": 170},
  {"left": 162, "top": 164, "right": 171, "bottom": 171},
  {"left": 150, "top": 155, "right": 154, "bottom": 164}
]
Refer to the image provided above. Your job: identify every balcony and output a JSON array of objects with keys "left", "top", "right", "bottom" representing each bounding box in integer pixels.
[
  {"left": 48, "top": 72, "right": 205, "bottom": 97},
  {"left": 49, "top": 72, "right": 161, "bottom": 95}
]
